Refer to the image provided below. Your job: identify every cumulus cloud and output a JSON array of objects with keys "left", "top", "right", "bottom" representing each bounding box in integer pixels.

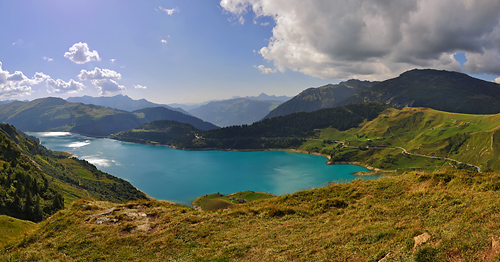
[
  {"left": 43, "top": 56, "right": 54, "bottom": 62},
  {"left": 64, "top": 42, "right": 101, "bottom": 64},
  {"left": 134, "top": 85, "right": 147, "bottom": 89},
  {"left": 221, "top": 0, "right": 500, "bottom": 80},
  {"left": 495, "top": 77, "right": 500, "bottom": 84},
  {"left": 77, "top": 68, "right": 124, "bottom": 95},
  {"left": 161, "top": 39, "right": 168, "bottom": 44},
  {"left": 158, "top": 6, "right": 178, "bottom": 15},
  {"left": 254, "top": 65, "right": 277, "bottom": 74},
  {"left": 47, "top": 79, "right": 85, "bottom": 93},
  {"left": 92, "top": 79, "right": 125, "bottom": 95},
  {"left": 0, "top": 62, "right": 51, "bottom": 98},
  {"left": 77, "top": 67, "right": 121, "bottom": 81}
]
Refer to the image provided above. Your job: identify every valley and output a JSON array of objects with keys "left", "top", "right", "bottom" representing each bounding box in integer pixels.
[{"left": 1, "top": 69, "right": 500, "bottom": 261}]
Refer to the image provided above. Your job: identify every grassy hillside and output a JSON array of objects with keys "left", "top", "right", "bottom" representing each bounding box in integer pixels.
[
  {"left": 340, "top": 69, "right": 500, "bottom": 114},
  {"left": 0, "top": 125, "right": 65, "bottom": 221},
  {"left": 300, "top": 107, "right": 500, "bottom": 172},
  {"left": 3, "top": 170, "right": 500, "bottom": 261},
  {"left": 0, "top": 123, "right": 147, "bottom": 222},
  {"left": 189, "top": 98, "right": 283, "bottom": 127},
  {"left": 265, "top": 79, "right": 375, "bottom": 119},
  {"left": 193, "top": 191, "right": 275, "bottom": 211},
  {"left": 0, "top": 215, "right": 35, "bottom": 247}
]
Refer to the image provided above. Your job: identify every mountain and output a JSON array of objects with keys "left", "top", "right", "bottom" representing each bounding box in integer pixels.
[
  {"left": 112, "top": 102, "right": 390, "bottom": 150},
  {"left": 232, "top": 93, "right": 292, "bottom": 102},
  {"left": 189, "top": 98, "right": 284, "bottom": 127},
  {"left": 0, "top": 123, "right": 146, "bottom": 222},
  {"left": 134, "top": 107, "right": 219, "bottom": 130},
  {"left": 169, "top": 93, "right": 291, "bottom": 113},
  {"left": 0, "top": 97, "right": 217, "bottom": 137},
  {"left": 0, "top": 97, "right": 141, "bottom": 137},
  {"left": 339, "top": 69, "right": 500, "bottom": 114},
  {"left": 265, "top": 79, "right": 375, "bottom": 119},
  {"left": 67, "top": 94, "right": 190, "bottom": 115}
]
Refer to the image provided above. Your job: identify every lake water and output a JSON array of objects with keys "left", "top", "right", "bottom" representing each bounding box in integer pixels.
[{"left": 28, "top": 132, "right": 377, "bottom": 206}]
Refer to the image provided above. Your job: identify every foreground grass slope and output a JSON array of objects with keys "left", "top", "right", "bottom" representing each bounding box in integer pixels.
[
  {"left": 3, "top": 170, "right": 500, "bottom": 261},
  {"left": 0, "top": 215, "right": 36, "bottom": 247}
]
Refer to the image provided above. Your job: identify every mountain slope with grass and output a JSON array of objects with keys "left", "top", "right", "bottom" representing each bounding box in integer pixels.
[
  {"left": 299, "top": 107, "right": 500, "bottom": 172},
  {"left": 3, "top": 170, "right": 500, "bottom": 261},
  {"left": 265, "top": 79, "right": 375, "bottom": 119},
  {"left": 339, "top": 69, "right": 500, "bottom": 114},
  {"left": 189, "top": 98, "right": 283, "bottom": 127},
  {"left": 0, "top": 125, "right": 65, "bottom": 222},
  {"left": 0, "top": 123, "right": 147, "bottom": 223}
]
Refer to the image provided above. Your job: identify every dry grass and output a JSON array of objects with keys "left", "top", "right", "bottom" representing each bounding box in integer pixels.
[{"left": 3, "top": 170, "right": 500, "bottom": 261}]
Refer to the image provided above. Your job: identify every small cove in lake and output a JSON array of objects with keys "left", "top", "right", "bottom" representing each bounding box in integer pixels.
[{"left": 29, "top": 132, "right": 378, "bottom": 206}]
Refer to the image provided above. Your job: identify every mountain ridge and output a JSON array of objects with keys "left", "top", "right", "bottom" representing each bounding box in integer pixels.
[
  {"left": 338, "top": 69, "right": 500, "bottom": 114},
  {"left": 0, "top": 98, "right": 218, "bottom": 137},
  {"left": 264, "top": 79, "right": 376, "bottom": 119},
  {"left": 188, "top": 98, "right": 283, "bottom": 127},
  {"left": 67, "top": 94, "right": 190, "bottom": 115}
]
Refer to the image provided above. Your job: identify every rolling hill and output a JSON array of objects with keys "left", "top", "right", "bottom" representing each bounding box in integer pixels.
[
  {"left": 339, "top": 69, "right": 500, "bottom": 114},
  {"left": 264, "top": 79, "right": 375, "bottom": 119},
  {"left": 0, "top": 97, "right": 218, "bottom": 137},
  {"left": 189, "top": 98, "right": 283, "bottom": 127}
]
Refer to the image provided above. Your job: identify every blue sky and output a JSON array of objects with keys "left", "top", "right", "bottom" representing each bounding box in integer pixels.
[{"left": 1, "top": 0, "right": 500, "bottom": 104}]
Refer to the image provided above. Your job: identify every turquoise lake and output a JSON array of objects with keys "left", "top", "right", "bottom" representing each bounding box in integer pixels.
[{"left": 28, "top": 132, "right": 377, "bottom": 206}]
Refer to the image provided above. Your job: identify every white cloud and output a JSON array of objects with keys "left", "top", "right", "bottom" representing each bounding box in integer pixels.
[
  {"left": 12, "top": 39, "right": 23, "bottom": 46},
  {"left": 0, "top": 61, "right": 51, "bottom": 98},
  {"left": 43, "top": 56, "right": 54, "bottom": 62},
  {"left": 158, "top": 6, "right": 178, "bottom": 15},
  {"left": 78, "top": 68, "right": 124, "bottom": 95},
  {"left": 254, "top": 65, "right": 277, "bottom": 74},
  {"left": 134, "top": 85, "right": 147, "bottom": 89},
  {"left": 161, "top": 39, "right": 168, "bottom": 44},
  {"left": 64, "top": 42, "right": 101, "bottom": 64},
  {"left": 47, "top": 79, "right": 85, "bottom": 94},
  {"left": 78, "top": 67, "right": 121, "bottom": 81},
  {"left": 464, "top": 49, "right": 500, "bottom": 75},
  {"left": 92, "top": 79, "right": 125, "bottom": 95},
  {"left": 221, "top": 0, "right": 500, "bottom": 80},
  {"left": 495, "top": 77, "right": 500, "bottom": 84},
  {"left": 110, "top": 58, "right": 116, "bottom": 63}
]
